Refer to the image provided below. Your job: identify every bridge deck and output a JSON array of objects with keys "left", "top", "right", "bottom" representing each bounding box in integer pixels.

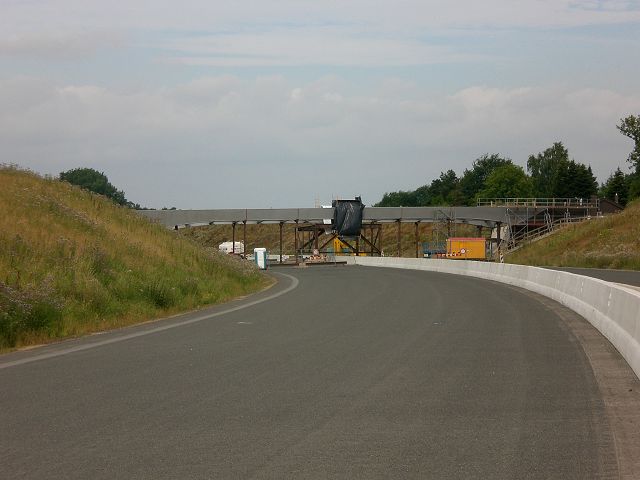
[{"left": 138, "top": 206, "right": 532, "bottom": 228}]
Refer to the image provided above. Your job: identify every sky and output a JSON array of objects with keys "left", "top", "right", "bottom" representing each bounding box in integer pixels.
[{"left": 1, "top": 0, "right": 640, "bottom": 208}]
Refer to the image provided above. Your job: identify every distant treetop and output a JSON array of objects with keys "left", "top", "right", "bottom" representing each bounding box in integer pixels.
[{"left": 59, "top": 167, "right": 139, "bottom": 208}]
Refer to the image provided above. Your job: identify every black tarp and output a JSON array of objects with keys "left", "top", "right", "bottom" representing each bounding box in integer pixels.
[{"left": 332, "top": 197, "right": 364, "bottom": 236}]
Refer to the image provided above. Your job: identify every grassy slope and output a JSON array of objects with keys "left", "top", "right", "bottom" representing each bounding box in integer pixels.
[
  {"left": 0, "top": 166, "right": 268, "bottom": 350},
  {"left": 506, "top": 200, "right": 640, "bottom": 270}
]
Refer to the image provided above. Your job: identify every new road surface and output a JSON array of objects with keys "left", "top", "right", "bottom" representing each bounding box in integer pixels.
[{"left": 1, "top": 266, "right": 636, "bottom": 479}]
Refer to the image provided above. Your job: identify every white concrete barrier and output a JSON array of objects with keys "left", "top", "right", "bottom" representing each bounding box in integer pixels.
[{"left": 344, "top": 256, "right": 640, "bottom": 380}]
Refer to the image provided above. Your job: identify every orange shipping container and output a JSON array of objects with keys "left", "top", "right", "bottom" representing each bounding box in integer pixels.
[{"left": 446, "top": 237, "right": 486, "bottom": 260}]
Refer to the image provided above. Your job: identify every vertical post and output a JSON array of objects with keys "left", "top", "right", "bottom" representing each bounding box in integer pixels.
[
  {"left": 356, "top": 235, "right": 360, "bottom": 256},
  {"left": 243, "top": 221, "right": 247, "bottom": 257},
  {"left": 294, "top": 221, "right": 299, "bottom": 265},
  {"left": 415, "top": 221, "right": 419, "bottom": 258},
  {"left": 314, "top": 225, "right": 319, "bottom": 252},
  {"left": 369, "top": 225, "right": 374, "bottom": 255},
  {"left": 232, "top": 222, "right": 236, "bottom": 254},
  {"left": 396, "top": 220, "right": 401, "bottom": 257},
  {"left": 279, "top": 222, "right": 284, "bottom": 264},
  {"left": 496, "top": 221, "right": 502, "bottom": 262}
]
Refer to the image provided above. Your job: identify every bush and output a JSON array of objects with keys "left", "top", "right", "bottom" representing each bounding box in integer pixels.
[
  {"left": 143, "top": 280, "right": 176, "bottom": 309},
  {"left": 0, "top": 281, "right": 63, "bottom": 348}
]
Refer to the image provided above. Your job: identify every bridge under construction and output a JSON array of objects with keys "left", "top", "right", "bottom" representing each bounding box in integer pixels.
[{"left": 138, "top": 197, "right": 615, "bottom": 262}]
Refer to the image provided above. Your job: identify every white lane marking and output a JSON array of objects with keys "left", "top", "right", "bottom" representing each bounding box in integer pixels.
[{"left": 0, "top": 273, "right": 299, "bottom": 370}]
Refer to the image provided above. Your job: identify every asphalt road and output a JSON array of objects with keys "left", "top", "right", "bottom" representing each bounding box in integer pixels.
[
  {"left": 544, "top": 266, "right": 640, "bottom": 287},
  {"left": 0, "top": 266, "right": 623, "bottom": 479}
]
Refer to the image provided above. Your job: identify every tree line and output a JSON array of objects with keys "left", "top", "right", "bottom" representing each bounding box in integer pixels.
[{"left": 376, "top": 115, "right": 640, "bottom": 208}]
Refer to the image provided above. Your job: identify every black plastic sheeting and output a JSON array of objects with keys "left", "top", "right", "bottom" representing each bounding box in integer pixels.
[{"left": 332, "top": 198, "right": 365, "bottom": 236}]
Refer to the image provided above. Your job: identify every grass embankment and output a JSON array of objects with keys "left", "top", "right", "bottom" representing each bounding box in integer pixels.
[
  {"left": 182, "top": 221, "right": 479, "bottom": 258},
  {"left": 507, "top": 200, "right": 640, "bottom": 270},
  {"left": 0, "top": 166, "right": 268, "bottom": 351}
]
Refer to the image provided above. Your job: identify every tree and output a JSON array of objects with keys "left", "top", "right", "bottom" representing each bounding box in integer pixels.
[
  {"left": 554, "top": 160, "right": 598, "bottom": 199},
  {"left": 459, "top": 154, "right": 513, "bottom": 205},
  {"left": 413, "top": 184, "right": 432, "bottom": 206},
  {"left": 375, "top": 169, "right": 462, "bottom": 207},
  {"left": 629, "top": 175, "right": 640, "bottom": 202},
  {"left": 600, "top": 168, "right": 629, "bottom": 206},
  {"left": 477, "top": 164, "right": 533, "bottom": 199},
  {"left": 617, "top": 115, "right": 640, "bottom": 173},
  {"left": 553, "top": 160, "right": 597, "bottom": 199},
  {"left": 527, "top": 142, "right": 569, "bottom": 197},
  {"left": 573, "top": 164, "right": 598, "bottom": 199},
  {"left": 427, "top": 170, "right": 462, "bottom": 206},
  {"left": 59, "top": 168, "right": 129, "bottom": 206},
  {"left": 375, "top": 190, "right": 418, "bottom": 207}
]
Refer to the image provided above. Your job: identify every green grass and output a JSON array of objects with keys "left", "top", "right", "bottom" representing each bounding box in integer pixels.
[
  {"left": 0, "top": 165, "right": 269, "bottom": 351},
  {"left": 506, "top": 200, "right": 640, "bottom": 270}
]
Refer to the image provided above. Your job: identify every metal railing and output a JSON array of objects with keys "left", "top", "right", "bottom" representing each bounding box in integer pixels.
[
  {"left": 505, "top": 215, "right": 593, "bottom": 253},
  {"left": 478, "top": 198, "right": 599, "bottom": 209}
]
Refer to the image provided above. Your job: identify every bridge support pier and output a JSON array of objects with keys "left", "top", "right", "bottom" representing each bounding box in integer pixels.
[
  {"left": 279, "top": 222, "right": 284, "bottom": 264},
  {"left": 496, "top": 221, "right": 502, "bottom": 262},
  {"left": 369, "top": 224, "right": 374, "bottom": 256},
  {"left": 243, "top": 221, "right": 247, "bottom": 256},
  {"left": 294, "top": 221, "right": 299, "bottom": 265},
  {"left": 232, "top": 222, "right": 237, "bottom": 254}
]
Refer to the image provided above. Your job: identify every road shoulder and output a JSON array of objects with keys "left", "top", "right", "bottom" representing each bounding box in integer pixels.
[
  {"left": 515, "top": 285, "right": 640, "bottom": 479},
  {"left": 0, "top": 272, "right": 297, "bottom": 369}
]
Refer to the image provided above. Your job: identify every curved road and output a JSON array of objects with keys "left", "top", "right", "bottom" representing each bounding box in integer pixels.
[{"left": 0, "top": 266, "right": 626, "bottom": 478}]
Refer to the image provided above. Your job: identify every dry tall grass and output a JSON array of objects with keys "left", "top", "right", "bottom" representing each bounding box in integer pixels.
[{"left": 0, "top": 165, "right": 267, "bottom": 350}]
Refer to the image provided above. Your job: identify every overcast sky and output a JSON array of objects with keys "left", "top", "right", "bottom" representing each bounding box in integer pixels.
[{"left": 1, "top": 0, "right": 640, "bottom": 208}]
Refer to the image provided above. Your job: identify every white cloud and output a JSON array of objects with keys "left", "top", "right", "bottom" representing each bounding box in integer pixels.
[
  {"left": 0, "top": 31, "right": 124, "bottom": 59},
  {"left": 161, "top": 26, "right": 482, "bottom": 67},
  {"left": 1, "top": 76, "right": 638, "bottom": 207},
  {"left": 1, "top": 1, "right": 639, "bottom": 66},
  {"left": 571, "top": 0, "right": 640, "bottom": 12},
  {"left": 3, "top": 1, "right": 639, "bottom": 33}
]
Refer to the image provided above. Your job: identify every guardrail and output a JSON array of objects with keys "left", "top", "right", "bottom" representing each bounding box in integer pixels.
[{"left": 343, "top": 257, "right": 640, "bottom": 380}]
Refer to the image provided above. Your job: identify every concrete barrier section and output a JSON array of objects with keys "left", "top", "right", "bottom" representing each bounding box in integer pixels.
[{"left": 344, "top": 256, "right": 640, "bottom": 380}]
